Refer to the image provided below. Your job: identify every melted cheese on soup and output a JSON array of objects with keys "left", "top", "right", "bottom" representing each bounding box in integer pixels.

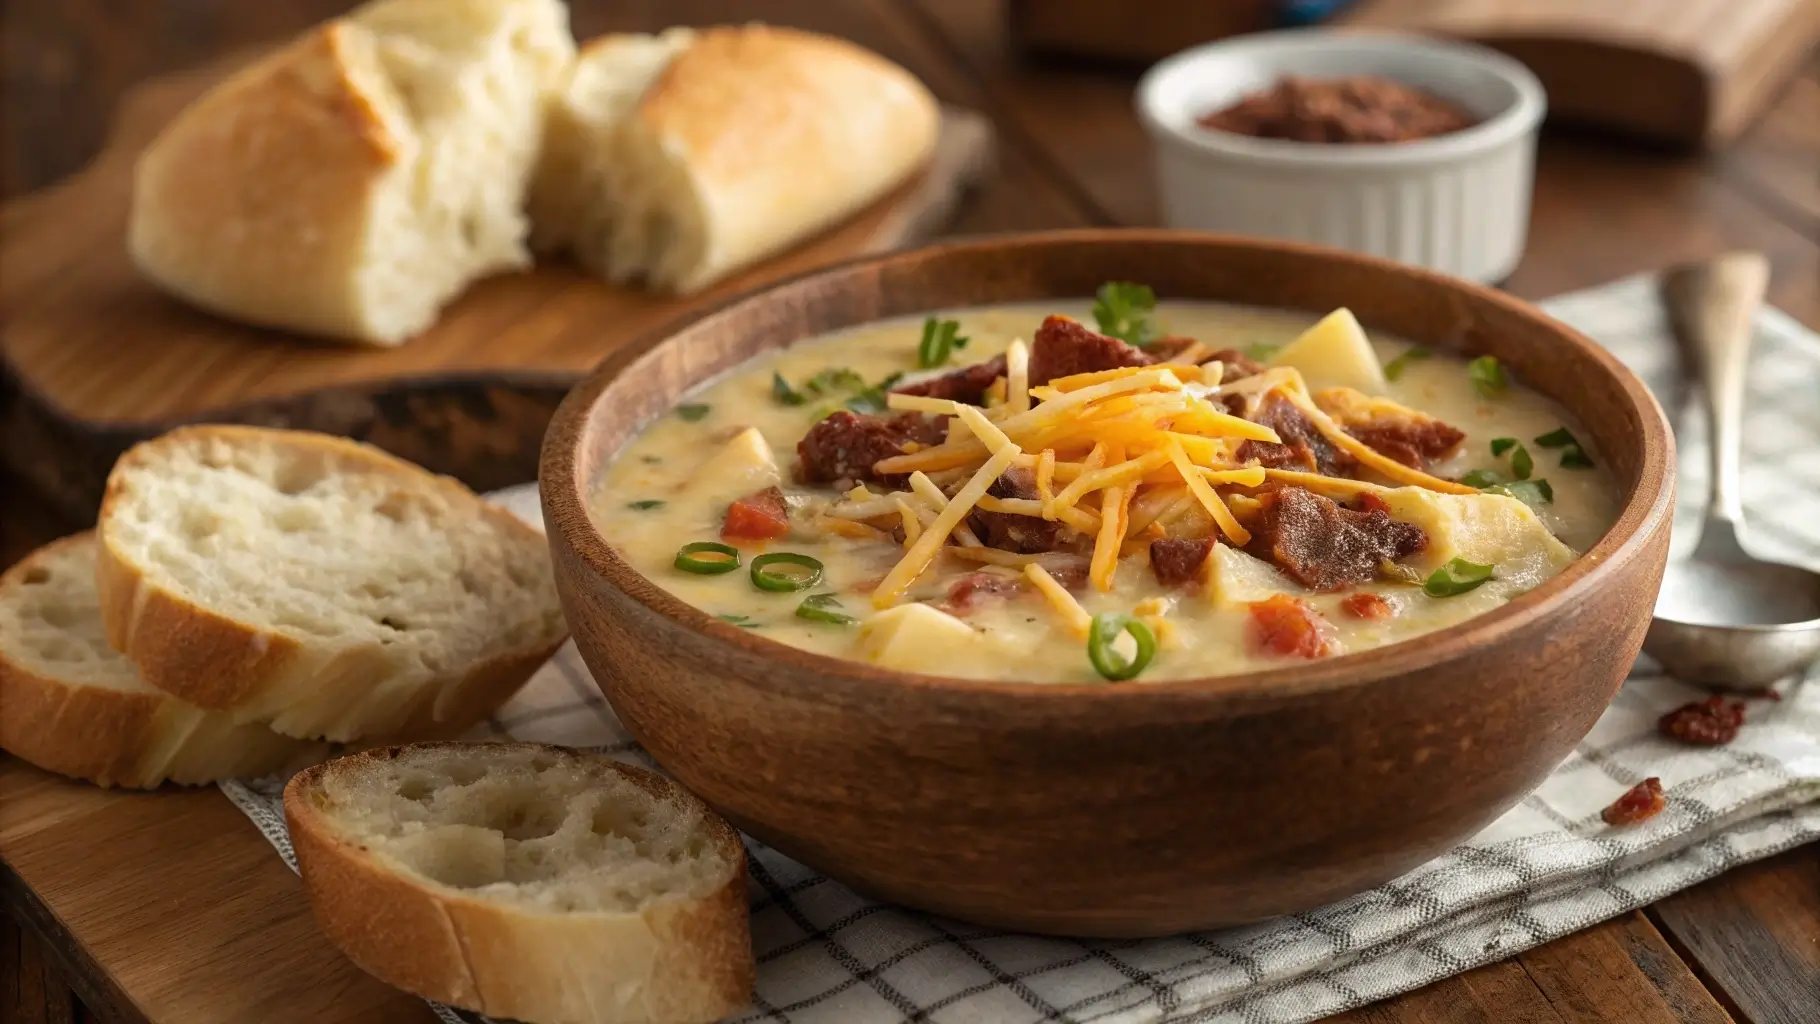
[{"left": 592, "top": 302, "right": 1620, "bottom": 684}]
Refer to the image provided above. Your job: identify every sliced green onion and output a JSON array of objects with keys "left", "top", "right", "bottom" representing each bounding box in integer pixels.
[
  {"left": 717, "top": 613, "right": 762, "bottom": 629},
  {"left": 1087, "top": 612, "right": 1158, "bottom": 681},
  {"left": 1378, "top": 561, "right": 1425, "bottom": 586},
  {"left": 675, "top": 403, "right": 711, "bottom": 422},
  {"left": 795, "top": 592, "right": 857, "bottom": 625},
  {"left": 1534, "top": 427, "right": 1594, "bottom": 468},
  {"left": 1533, "top": 427, "right": 1576, "bottom": 448},
  {"left": 917, "top": 318, "right": 967, "bottom": 368},
  {"left": 1090, "top": 282, "right": 1159, "bottom": 348},
  {"left": 844, "top": 372, "right": 904, "bottom": 415},
  {"left": 1468, "top": 355, "right": 1507, "bottom": 399},
  {"left": 1510, "top": 444, "right": 1533, "bottom": 480},
  {"left": 1487, "top": 479, "right": 1554, "bottom": 509},
  {"left": 625, "top": 499, "right": 666, "bottom": 511},
  {"left": 772, "top": 372, "right": 806, "bottom": 406},
  {"left": 1383, "top": 346, "right": 1432, "bottom": 381},
  {"left": 675, "top": 541, "right": 741, "bottom": 575},
  {"left": 804, "top": 367, "right": 867, "bottom": 394},
  {"left": 1459, "top": 468, "right": 1504, "bottom": 489},
  {"left": 750, "top": 552, "right": 824, "bottom": 592},
  {"left": 1423, "top": 557, "right": 1495, "bottom": 597},
  {"left": 1560, "top": 445, "right": 1594, "bottom": 469},
  {"left": 1490, "top": 437, "right": 1517, "bottom": 456}
]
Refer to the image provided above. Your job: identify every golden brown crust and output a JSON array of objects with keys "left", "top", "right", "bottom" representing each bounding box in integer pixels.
[
  {"left": 127, "top": 22, "right": 407, "bottom": 342},
  {"left": 95, "top": 425, "right": 565, "bottom": 741},
  {"left": 285, "top": 744, "right": 753, "bottom": 1024},
  {"left": 0, "top": 534, "right": 321, "bottom": 788}
]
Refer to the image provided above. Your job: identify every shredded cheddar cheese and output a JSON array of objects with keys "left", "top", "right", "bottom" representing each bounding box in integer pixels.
[
  {"left": 1024, "top": 564, "right": 1092, "bottom": 636},
  {"left": 1005, "top": 339, "right": 1031, "bottom": 415}
]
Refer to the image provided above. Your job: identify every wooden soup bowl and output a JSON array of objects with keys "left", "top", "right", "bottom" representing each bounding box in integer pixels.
[{"left": 540, "top": 230, "right": 1675, "bottom": 937}]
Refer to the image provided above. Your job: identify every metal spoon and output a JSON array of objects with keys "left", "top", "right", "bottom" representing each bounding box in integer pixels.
[{"left": 1642, "top": 252, "right": 1820, "bottom": 689}]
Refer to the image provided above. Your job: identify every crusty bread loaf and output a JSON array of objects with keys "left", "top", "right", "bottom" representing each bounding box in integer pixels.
[
  {"left": 128, "top": 0, "right": 574, "bottom": 346},
  {"left": 95, "top": 426, "right": 567, "bottom": 743},
  {"left": 285, "top": 743, "right": 753, "bottom": 1024},
  {"left": 0, "top": 534, "right": 326, "bottom": 788},
  {"left": 530, "top": 24, "right": 940, "bottom": 294}
]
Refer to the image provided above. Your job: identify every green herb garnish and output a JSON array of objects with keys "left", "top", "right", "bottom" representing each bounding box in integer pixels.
[
  {"left": 1534, "top": 427, "right": 1594, "bottom": 469},
  {"left": 795, "top": 592, "right": 857, "bottom": 626},
  {"left": 1379, "top": 561, "right": 1425, "bottom": 586},
  {"left": 675, "top": 403, "right": 711, "bottom": 422},
  {"left": 1486, "top": 479, "right": 1554, "bottom": 509},
  {"left": 1086, "top": 612, "right": 1158, "bottom": 681},
  {"left": 1383, "top": 347, "right": 1432, "bottom": 381},
  {"left": 675, "top": 541, "right": 741, "bottom": 575},
  {"left": 804, "top": 367, "right": 867, "bottom": 395},
  {"left": 772, "top": 372, "right": 806, "bottom": 406},
  {"left": 1245, "top": 341, "right": 1284, "bottom": 362},
  {"left": 917, "top": 318, "right": 968, "bottom": 368},
  {"left": 1490, "top": 438, "right": 1516, "bottom": 456},
  {"left": 716, "top": 613, "right": 762, "bottom": 629},
  {"left": 844, "top": 371, "right": 904, "bottom": 415},
  {"left": 750, "top": 552, "right": 824, "bottom": 592},
  {"left": 1468, "top": 355, "right": 1507, "bottom": 399},
  {"left": 1091, "top": 282, "right": 1159, "bottom": 348},
  {"left": 640, "top": 455, "right": 663, "bottom": 464},
  {"left": 1488, "top": 438, "right": 1532, "bottom": 479},
  {"left": 1423, "top": 557, "right": 1495, "bottom": 597},
  {"left": 626, "top": 499, "right": 666, "bottom": 511},
  {"left": 1458, "top": 468, "right": 1504, "bottom": 489}
]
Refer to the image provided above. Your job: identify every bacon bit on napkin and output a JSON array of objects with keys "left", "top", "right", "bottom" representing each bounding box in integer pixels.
[
  {"left": 1659, "top": 696, "right": 1747, "bottom": 745},
  {"left": 1601, "top": 777, "right": 1666, "bottom": 826}
]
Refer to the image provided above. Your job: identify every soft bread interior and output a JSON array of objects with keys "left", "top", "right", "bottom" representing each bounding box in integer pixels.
[
  {"left": 2, "top": 539, "right": 145, "bottom": 692},
  {"left": 312, "top": 745, "right": 735, "bottom": 913},
  {"left": 346, "top": 0, "right": 574, "bottom": 341},
  {"left": 103, "top": 430, "right": 565, "bottom": 738}
]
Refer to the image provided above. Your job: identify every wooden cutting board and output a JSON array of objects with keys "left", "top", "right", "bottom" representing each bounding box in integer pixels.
[{"left": 0, "top": 55, "right": 995, "bottom": 516}]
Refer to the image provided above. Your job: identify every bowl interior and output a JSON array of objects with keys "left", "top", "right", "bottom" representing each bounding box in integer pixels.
[{"left": 548, "top": 230, "right": 1672, "bottom": 696}]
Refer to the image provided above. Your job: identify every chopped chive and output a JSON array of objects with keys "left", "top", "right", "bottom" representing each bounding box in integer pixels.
[
  {"left": 1533, "top": 427, "right": 1576, "bottom": 448},
  {"left": 804, "top": 367, "right": 867, "bottom": 395},
  {"left": 1468, "top": 355, "right": 1507, "bottom": 399},
  {"left": 675, "top": 403, "right": 711, "bottom": 422},
  {"left": 1091, "top": 282, "right": 1160, "bottom": 348},
  {"left": 1510, "top": 445, "right": 1533, "bottom": 480},
  {"left": 1487, "top": 479, "right": 1554, "bottom": 509},
  {"left": 716, "top": 613, "right": 762, "bottom": 629},
  {"left": 845, "top": 371, "right": 904, "bottom": 415},
  {"left": 771, "top": 372, "right": 806, "bottom": 406},
  {"left": 917, "top": 318, "right": 967, "bottom": 368},
  {"left": 1534, "top": 427, "right": 1594, "bottom": 468},
  {"left": 795, "top": 592, "right": 857, "bottom": 626},
  {"left": 625, "top": 499, "right": 666, "bottom": 511},
  {"left": 750, "top": 552, "right": 824, "bottom": 592},
  {"left": 675, "top": 541, "right": 741, "bottom": 575},
  {"left": 1459, "top": 468, "right": 1504, "bottom": 489},
  {"left": 1560, "top": 446, "right": 1595, "bottom": 469},
  {"left": 1383, "top": 346, "right": 1432, "bottom": 381},
  {"left": 1423, "top": 557, "right": 1495, "bottom": 597},
  {"left": 1087, "top": 612, "right": 1157, "bottom": 681},
  {"left": 1490, "top": 438, "right": 1517, "bottom": 457}
]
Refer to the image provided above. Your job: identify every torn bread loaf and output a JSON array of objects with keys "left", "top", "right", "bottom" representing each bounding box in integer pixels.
[
  {"left": 285, "top": 743, "right": 753, "bottom": 1024},
  {"left": 128, "top": 0, "right": 574, "bottom": 345},
  {"left": 95, "top": 426, "right": 568, "bottom": 743},
  {"left": 0, "top": 534, "right": 325, "bottom": 788},
  {"left": 530, "top": 23, "right": 940, "bottom": 294}
]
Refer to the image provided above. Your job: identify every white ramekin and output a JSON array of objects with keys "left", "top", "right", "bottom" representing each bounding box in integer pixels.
[{"left": 1136, "top": 30, "right": 1547, "bottom": 284}]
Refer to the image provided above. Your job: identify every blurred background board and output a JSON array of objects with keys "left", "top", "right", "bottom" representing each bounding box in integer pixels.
[
  {"left": 1008, "top": 0, "right": 1820, "bottom": 148},
  {"left": 0, "top": 55, "right": 994, "bottom": 517}
]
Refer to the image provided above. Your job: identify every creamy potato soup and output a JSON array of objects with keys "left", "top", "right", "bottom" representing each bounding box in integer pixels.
[{"left": 593, "top": 295, "right": 1619, "bottom": 683}]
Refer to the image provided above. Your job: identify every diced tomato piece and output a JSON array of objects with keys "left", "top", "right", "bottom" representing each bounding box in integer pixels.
[
  {"left": 1600, "top": 777, "right": 1666, "bottom": 826},
  {"left": 1246, "top": 594, "right": 1335, "bottom": 659},
  {"left": 720, "top": 486, "right": 791, "bottom": 543},
  {"left": 1340, "top": 592, "right": 1394, "bottom": 620}
]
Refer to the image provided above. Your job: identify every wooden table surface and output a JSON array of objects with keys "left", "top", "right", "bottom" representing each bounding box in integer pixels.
[{"left": 4, "top": 2, "right": 1818, "bottom": 1022}]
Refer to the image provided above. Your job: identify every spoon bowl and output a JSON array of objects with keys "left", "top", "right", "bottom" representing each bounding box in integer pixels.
[{"left": 1642, "top": 252, "right": 1820, "bottom": 689}]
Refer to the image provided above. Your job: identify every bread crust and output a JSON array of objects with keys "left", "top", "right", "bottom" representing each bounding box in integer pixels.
[
  {"left": 285, "top": 743, "right": 754, "bottom": 1024},
  {"left": 128, "top": 22, "right": 406, "bottom": 343},
  {"left": 0, "top": 534, "right": 323, "bottom": 788},
  {"left": 95, "top": 426, "right": 567, "bottom": 742},
  {"left": 639, "top": 25, "right": 939, "bottom": 292}
]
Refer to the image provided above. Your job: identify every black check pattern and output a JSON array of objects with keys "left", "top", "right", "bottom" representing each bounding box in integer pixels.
[{"left": 220, "top": 275, "right": 1820, "bottom": 1024}]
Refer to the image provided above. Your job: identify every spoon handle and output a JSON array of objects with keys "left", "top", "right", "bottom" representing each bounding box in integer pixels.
[{"left": 1660, "top": 252, "right": 1770, "bottom": 560}]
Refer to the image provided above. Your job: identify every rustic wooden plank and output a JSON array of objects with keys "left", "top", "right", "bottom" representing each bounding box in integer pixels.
[
  {"left": 1516, "top": 912, "right": 1734, "bottom": 1023},
  {"left": 1327, "top": 957, "right": 1566, "bottom": 1023},
  {"left": 1, "top": 913, "right": 80, "bottom": 1024},
  {"left": 1648, "top": 844, "right": 1820, "bottom": 1024},
  {"left": 1722, "top": 58, "right": 1820, "bottom": 237}
]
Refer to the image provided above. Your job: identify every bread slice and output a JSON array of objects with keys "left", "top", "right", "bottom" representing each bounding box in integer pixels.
[
  {"left": 285, "top": 743, "right": 753, "bottom": 1024},
  {"left": 0, "top": 534, "right": 326, "bottom": 788},
  {"left": 529, "top": 24, "right": 941, "bottom": 294},
  {"left": 95, "top": 426, "right": 568, "bottom": 742},
  {"left": 128, "top": 0, "right": 574, "bottom": 346}
]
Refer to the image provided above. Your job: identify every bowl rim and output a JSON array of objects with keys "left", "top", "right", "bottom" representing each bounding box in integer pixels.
[
  {"left": 1135, "top": 28, "right": 1548, "bottom": 170},
  {"left": 541, "top": 228, "right": 1675, "bottom": 707}
]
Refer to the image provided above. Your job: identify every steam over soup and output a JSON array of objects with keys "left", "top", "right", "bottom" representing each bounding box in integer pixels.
[{"left": 593, "top": 294, "right": 1619, "bottom": 683}]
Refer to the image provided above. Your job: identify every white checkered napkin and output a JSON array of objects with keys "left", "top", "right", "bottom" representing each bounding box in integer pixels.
[{"left": 222, "top": 275, "right": 1820, "bottom": 1024}]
